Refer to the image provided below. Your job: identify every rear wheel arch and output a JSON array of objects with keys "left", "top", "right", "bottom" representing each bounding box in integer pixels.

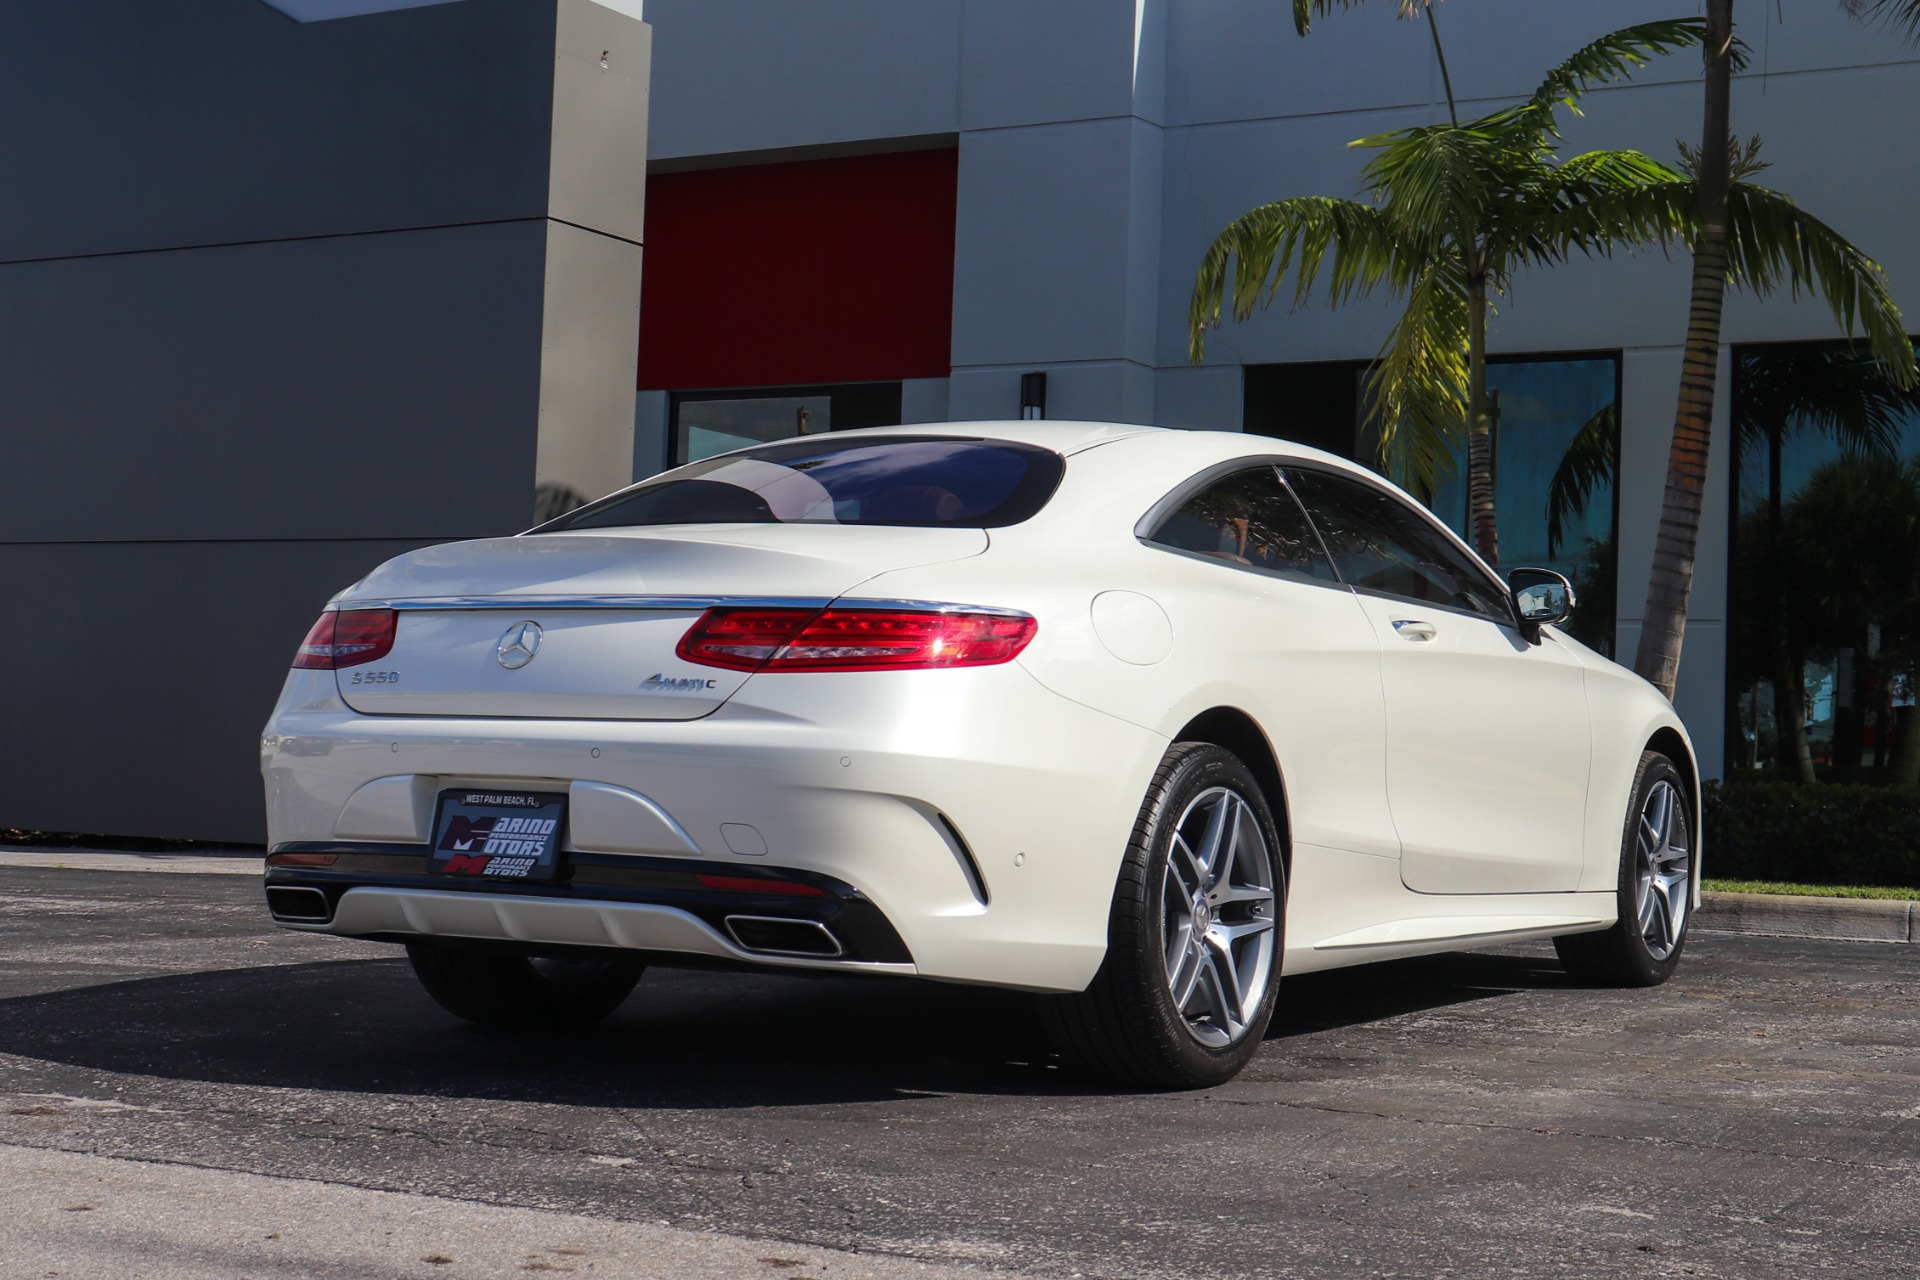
[{"left": 1173, "top": 707, "right": 1291, "bottom": 880}]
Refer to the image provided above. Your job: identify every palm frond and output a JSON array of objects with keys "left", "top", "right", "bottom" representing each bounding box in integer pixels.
[
  {"left": 1521, "top": 19, "right": 1712, "bottom": 133},
  {"left": 1546, "top": 404, "right": 1617, "bottom": 558},
  {"left": 1362, "top": 263, "right": 1469, "bottom": 494},
  {"left": 1189, "top": 198, "right": 1412, "bottom": 363},
  {"left": 1530, "top": 168, "right": 1695, "bottom": 264},
  {"left": 1350, "top": 118, "right": 1526, "bottom": 246},
  {"left": 1292, "top": 0, "right": 1423, "bottom": 37},
  {"left": 1843, "top": 1, "right": 1920, "bottom": 46},
  {"left": 1725, "top": 184, "right": 1920, "bottom": 388}
]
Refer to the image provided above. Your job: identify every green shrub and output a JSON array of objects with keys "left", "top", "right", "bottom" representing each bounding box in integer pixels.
[{"left": 1703, "top": 778, "right": 1920, "bottom": 888}]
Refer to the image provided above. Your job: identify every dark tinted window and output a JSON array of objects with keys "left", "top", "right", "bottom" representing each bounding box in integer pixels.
[
  {"left": 539, "top": 436, "right": 1065, "bottom": 531},
  {"left": 1287, "top": 469, "right": 1512, "bottom": 621},
  {"left": 1148, "top": 466, "right": 1339, "bottom": 582}
]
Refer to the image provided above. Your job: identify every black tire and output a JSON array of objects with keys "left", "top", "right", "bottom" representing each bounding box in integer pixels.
[
  {"left": 1555, "top": 751, "right": 1694, "bottom": 986},
  {"left": 406, "top": 939, "right": 644, "bottom": 1029},
  {"left": 1040, "top": 742, "right": 1286, "bottom": 1089}
]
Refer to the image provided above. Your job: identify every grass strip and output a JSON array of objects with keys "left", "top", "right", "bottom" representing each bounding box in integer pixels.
[{"left": 1704, "top": 878, "right": 1920, "bottom": 901}]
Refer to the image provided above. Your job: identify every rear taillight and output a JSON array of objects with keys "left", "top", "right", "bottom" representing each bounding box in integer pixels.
[
  {"left": 677, "top": 606, "right": 1036, "bottom": 673},
  {"left": 292, "top": 608, "right": 397, "bottom": 670}
]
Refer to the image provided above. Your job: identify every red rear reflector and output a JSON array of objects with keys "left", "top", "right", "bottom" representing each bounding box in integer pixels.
[
  {"left": 677, "top": 607, "right": 1036, "bottom": 673},
  {"left": 292, "top": 608, "right": 397, "bottom": 670},
  {"left": 696, "top": 874, "right": 829, "bottom": 897},
  {"left": 266, "top": 852, "right": 339, "bottom": 867}
]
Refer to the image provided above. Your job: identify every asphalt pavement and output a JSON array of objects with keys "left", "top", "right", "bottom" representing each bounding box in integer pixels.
[{"left": 0, "top": 863, "right": 1915, "bottom": 1279}]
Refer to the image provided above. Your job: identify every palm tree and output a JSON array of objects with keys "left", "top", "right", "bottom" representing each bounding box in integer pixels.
[
  {"left": 1189, "top": 17, "right": 1707, "bottom": 566},
  {"left": 1634, "top": 0, "right": 1920, "bottom": 700},
  {"left": 1282, "top": 1, "right": 1920, "bottom": 701}
]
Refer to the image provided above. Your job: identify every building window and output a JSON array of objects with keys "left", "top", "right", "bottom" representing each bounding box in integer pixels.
[
  {"left": 1244, "top": 353, "right": 1620, "bottom": 655},
  {"left": 671, "top": 382, "right": 904, "bottom": 465},
  {"left": 1727, "top": 339, "right": 1920, "bottom": 782}
]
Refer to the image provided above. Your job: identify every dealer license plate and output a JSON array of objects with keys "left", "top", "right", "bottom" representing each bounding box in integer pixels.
[{"left": 427, "top": 789, "right": 567, "bottom": 881}]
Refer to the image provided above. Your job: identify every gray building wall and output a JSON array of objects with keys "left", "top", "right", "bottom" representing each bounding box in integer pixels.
[
  {"left": 641, "top": 0, "right": 1920, "bottom": 780},
  {"left": 1, "top": 0, "right": 649, "bottom": 842}
]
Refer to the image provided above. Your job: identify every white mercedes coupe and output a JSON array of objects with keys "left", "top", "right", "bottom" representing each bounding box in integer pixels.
[{"left": 261, "top": 422, "right": 1698, "bottom": 1087}]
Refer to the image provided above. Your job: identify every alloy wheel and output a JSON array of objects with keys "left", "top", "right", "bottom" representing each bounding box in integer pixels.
[
  {"left": 1633, "top": 779, "right": 1692, "bottom": 961},
  {"left": 1161, "top": 786, "right": 1278, "bottom": 1048}
]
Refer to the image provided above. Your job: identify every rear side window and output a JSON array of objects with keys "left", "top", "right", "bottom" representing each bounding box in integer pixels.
[
  {"left": 1285, "top": 468, "right": 1513, "bottom": 622},
  {"left": 1147, "top": 466, "right": 1339, "bottom": 583},
  {"left": 538, "top": 436, "right": 1066, "bottom": 531}
]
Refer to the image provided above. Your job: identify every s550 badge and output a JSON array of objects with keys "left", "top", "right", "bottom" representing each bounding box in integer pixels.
[{"left": 640, "top": 672, "right": 718, "bottom": 692}]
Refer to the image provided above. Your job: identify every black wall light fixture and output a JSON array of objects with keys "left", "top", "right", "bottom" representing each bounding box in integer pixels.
[{"left": 1019, "top": 371, "right": 1048, "bottom": 420}]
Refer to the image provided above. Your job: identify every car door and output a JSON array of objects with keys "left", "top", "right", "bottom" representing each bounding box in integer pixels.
[
  {"left": 1139, "top": 464, "right": 1400, "bottom": 862},
  {"left": 1284, "top": 467, "right": 1591, "bottom": 894}
]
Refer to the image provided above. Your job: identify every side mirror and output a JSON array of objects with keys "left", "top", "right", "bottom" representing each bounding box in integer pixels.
[{"left": 1508, "top": 567, "right": 1576, "bottom": 638}]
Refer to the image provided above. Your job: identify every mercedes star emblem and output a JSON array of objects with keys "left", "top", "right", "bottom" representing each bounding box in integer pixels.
[{"left": 495, "top": 620, "right": 543, "bottom": 669}]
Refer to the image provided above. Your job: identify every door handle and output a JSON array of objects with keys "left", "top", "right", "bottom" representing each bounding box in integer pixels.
[{"left": 1390, "top": 618, "right": 1437, "bottom": 642}]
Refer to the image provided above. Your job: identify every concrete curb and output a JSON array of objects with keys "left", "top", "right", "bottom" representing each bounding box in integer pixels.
[{"left": 1697, "top": 891, "right": 1915, "bottom": 944}]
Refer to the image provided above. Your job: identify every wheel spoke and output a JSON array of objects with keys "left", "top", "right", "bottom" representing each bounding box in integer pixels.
[
  {"left": 1164, "top": 907, "right": 1193, "bottom": 981},
  {"left": 1215, "top": 882, "right": 1275, "bottom": 907},
  {"left": 1208, "top": 799, "right": 1245, "bottom": 896},
  {"left": 1196, "top": 793, "right": 1232, "bottom": 878},
  {"left": 1170, "top": 834, "right": 1206, "bottom": 897},
  {"left": 1213, "top": 916, "right": 1274, "bottom": 946},
  {"left": 1647, "top": 886, "right": 1673, "bottom": 948},
  {"left": 1170, "top": 931, "right": 1206, "bottom": 1007},
  {"left": 1204, "top": 935, "right": 1247, "bottom": 1031},
  {"left": 1657, "top": 871, "right": 1689, "bottom": 947},
  {"left": 1636, "top": 878, "right": 1659, "bottom": 933}
]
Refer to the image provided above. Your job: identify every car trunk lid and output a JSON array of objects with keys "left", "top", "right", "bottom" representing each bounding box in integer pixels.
[{"left": 332, "top": 526, "right": 987, "bottom": 720}]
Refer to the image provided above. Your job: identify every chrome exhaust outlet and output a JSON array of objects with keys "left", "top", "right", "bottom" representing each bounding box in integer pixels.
[
  {"left": 723, "top": 915, "right": 844, "bottom": 958},
  {"left": 266, "top": 885, "right": 333, "bottom": 923}
]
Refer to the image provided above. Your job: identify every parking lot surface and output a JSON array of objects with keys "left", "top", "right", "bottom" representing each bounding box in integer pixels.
[{"left": 0, "top": 864, "right": 1915, "bottom": 1278}]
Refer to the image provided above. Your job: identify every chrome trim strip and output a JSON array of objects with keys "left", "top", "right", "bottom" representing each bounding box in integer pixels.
[
  {"left": 332, "top": 595, "right": 1032, "bottom": 618},
  {"left": 335, "top": 595, "right": 831, "bottom": 612}
]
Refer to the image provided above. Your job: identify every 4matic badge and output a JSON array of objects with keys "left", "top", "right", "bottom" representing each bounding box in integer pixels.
[{"left": 640, "top": 672, "right": 719, "bottom": 692}]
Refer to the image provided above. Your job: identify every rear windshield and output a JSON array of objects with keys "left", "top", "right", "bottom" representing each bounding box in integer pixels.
[{"left": 536, "top": 435, "right": 1066, "bottom": 531}]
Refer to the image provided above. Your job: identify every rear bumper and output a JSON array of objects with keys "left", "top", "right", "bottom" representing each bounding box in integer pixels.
[
  {"left": 260, "top": 663, "right": 1169, "bottom": 992},
  {"left": 265, "top": 847, "right": 915, "bottom": 975}
]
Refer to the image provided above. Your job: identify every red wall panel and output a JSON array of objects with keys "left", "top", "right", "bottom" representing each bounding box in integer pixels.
[{"left": 638, "top": 148, "right": 958, "bottom": 391}]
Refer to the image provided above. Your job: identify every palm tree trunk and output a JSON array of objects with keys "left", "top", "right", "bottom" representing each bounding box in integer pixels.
[
  {"left": 1634, "top": 0, "right": 1736, "bottom": 701},
  {"left": 1466, "top": 274, "right": 1499, "bottom": 565}
]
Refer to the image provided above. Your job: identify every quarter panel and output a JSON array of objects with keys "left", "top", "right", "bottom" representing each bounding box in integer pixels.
[{"left": 859, "top": 541, "right": 1399, "bottom": 861}]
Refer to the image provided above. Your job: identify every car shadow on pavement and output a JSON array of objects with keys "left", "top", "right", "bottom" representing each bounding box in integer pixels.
[{"left": 0, "top": 948, "right": 1570, "bottom": 1106}]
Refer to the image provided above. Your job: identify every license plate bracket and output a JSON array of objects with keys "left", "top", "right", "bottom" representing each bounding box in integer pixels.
[{"left": 427, "top": 789, "right": 568, "bottom": 881}]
